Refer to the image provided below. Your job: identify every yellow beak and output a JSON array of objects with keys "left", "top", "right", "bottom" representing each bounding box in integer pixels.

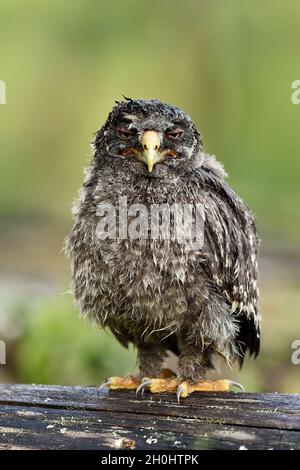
[{"left": 141, "top": 131, "right": 161, "bottom": 172}]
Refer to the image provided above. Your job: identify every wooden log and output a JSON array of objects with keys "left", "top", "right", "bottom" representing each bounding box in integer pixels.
[{"left": 0, "top": 384, "right": 299, "bottom": 450}]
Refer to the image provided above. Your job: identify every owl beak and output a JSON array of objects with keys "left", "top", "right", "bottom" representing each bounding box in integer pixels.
[{"left": 141, "top": 131, "right": 161, "bottom": 172}]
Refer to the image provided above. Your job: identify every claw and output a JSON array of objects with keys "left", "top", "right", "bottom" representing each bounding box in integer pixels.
[
  {"left": 99, "top": 378, "right": 111, "bottom": 390},
  {"left": 176, "top": 388, "right": 181, "bottom": 404},
  {"left": 98, "top": 379, "right": 111, "bottom": 398},
  {"left": 227, "top": 380, "right": 244, "bottom": 392},
  {"left": 176, "top": 383, "right": 188, "bottom": 403},
  {"left": 136, "top": 379, "right": 152, "bottom": 396}
]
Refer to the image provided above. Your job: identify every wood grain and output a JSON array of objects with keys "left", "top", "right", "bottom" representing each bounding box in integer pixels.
[{"left": 0, "top": 384, "right": 299, "bottom": 450}]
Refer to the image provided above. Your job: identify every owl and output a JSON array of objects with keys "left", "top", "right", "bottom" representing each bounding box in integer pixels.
[{"left": 65, "top": 98, "right": 260, "bottom": 401}]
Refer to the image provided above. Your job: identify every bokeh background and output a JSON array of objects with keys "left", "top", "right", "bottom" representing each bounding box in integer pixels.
[{"left": 0, "top": 0, "right": 299, "bottom": 392}]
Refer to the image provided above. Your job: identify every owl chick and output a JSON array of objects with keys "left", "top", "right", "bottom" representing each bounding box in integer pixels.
[{"left": 65, "top": 98, "right": 260, "bottom": 401}]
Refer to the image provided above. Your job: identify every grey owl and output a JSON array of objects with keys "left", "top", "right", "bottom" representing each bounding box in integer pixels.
[{"left": 65, "top": 98, "right": 260, "bottom": 400}]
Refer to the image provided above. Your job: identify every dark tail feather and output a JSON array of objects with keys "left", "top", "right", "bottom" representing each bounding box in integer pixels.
[{"left": 237, "top": 315, "right": 260, "bottom": 368}]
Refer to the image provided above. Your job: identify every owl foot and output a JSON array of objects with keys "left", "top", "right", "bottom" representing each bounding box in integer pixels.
[
  {"left": 136, "top": 378, "right": 244, "bottom": 403},
  {"left": 99, "top": 369, "right": 176, "bottom": 393}
]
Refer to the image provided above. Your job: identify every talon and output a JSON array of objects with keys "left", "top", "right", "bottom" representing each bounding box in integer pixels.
[
  {"left": 176, "top": 383, "right": 189, "bottom": 403},
  {"left": 136, "top": 379, "right": 152, "bottom": 395},
  {"left": 227, "top": 380, "right": 244, "bottom": 392},
  {"left": 99, "top": 379, "right": 111, "bottom": 390}
]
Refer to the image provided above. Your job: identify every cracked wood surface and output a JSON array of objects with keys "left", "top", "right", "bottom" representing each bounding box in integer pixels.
[{"left": 0, "top": 384, "right": 299, "bottom": 450}]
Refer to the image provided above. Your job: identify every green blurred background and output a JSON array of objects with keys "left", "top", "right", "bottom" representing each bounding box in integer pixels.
[{"left": 0, "top": 0, "right": 299, "bottom": 392}]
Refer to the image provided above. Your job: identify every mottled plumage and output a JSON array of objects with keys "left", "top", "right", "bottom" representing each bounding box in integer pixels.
[{"left": 65, "top": 98, "right": 260, "bottom": 386}]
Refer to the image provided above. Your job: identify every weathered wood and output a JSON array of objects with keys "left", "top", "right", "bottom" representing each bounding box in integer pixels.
[{"left": 0, "top": 384, "right": 299, "bottom": 450}]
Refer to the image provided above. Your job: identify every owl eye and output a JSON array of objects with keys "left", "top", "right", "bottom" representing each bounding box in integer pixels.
[
  {"left": 166, "top": 128, "right": 184, "bottom": 141},
  {"left": 117, "top": 127, "right": 137, "bottom": 139}
]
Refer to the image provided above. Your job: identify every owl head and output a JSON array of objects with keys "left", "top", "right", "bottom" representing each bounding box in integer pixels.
[{"left": 94, "top": 98, "right": 203, "bottom": 176}]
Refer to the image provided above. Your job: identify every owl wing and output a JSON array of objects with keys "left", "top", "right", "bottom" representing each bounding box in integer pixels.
[{"left": 192, "top": 157, "right": 260, "bottom": 365}]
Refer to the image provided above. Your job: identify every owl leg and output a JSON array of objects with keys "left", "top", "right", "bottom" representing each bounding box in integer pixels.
[
  {"left": 175, "top": 344, "right": 243, "bottom": 402},
  {"left": 99, "top": 346, "right": 170, "bottom": 392},
  {"left": 136, "top": 345, "right": 208, "bottom": 396},
  {"left": 137, "top": 345, "right": 242, "bottom": 400},
  {"left": 136, "top": 345, "right": 243, "bottom": 400},
  {"left": 137, "top": 346, "right": 167, "bottom": 378},
  {"left": 135, "top": 346, "right": 180, "bottom": 395}
]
